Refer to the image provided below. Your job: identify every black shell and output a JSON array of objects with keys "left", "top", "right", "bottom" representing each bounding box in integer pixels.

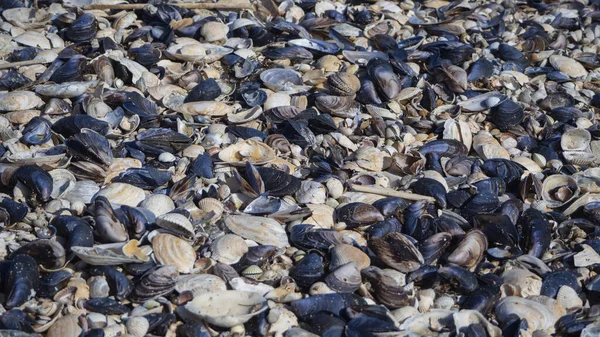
[
  {"left": 66, "top": 129, "right": 114, "bottom": 167},
  {"left": 12, "top": 165, "right": 53, "bottom": 203},
  {"left": 21, "top": 117, "right": 52, "bottom": 145},
  {"left": 490, "top": 99, "right": 524, "bottom": 130},
  {"left": 52, "top": 115, "right": 110, "bottom": 138},
  {"left": 65, "top": 13, "right": 98, "bottom": 42},
  {"left": 289, "top": 252, "right": 325, "bottom": 288},
  {"left": 184, "top": 78, "right": 222, "bottom": 103}
]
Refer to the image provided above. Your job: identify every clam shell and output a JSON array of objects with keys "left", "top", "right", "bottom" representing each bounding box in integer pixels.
[
  {"left": 140, "top": 194, "right": 175, "bottom": 217},
  {"left": 183, "top": 290, "right": 268, "bottom": 328},
  {"left": 200, "top": 22, "right": 229, "bottom": 42},
  {"left": 126, "top": 316, "right": 149, "bottom": 337},
  {"left": 176, "top": 274, "right": 227, "bottom": 296},
  {"left": 65, "top": 180, "right": 100, "bottom": 204},
  {"left": 71, "top": 240, "right": 149, "bottom": 265},
  {"left": 155, "top": 212, "right": 195, "bottom": 238},
  {"left": 35, "top": 81, "right": 94, "bottom": 98},
  {"left": 549, "top": 55, "right": 588, "bottom": 78},
  {"left": 152, "top": 233, "right": 197, "bottom": 273},
  {"left": 174, "top": 101, "right": 233, "bottom": 116},
  {"left": 330, "top": 244, "right": 370, "bottom": 270},
  {"left": 541, "top": 174, "right": 580, "bottom": 208},
  {"left": 561, "top": 128, "right": 591, "bottom": 151},
  {"left": 49, "top": 169, "right": 76, "bottom": 200},
  {"left": 218, "top": 139, "right": 276, "bottom": 166},
  {"left": 556, "top": 285, "right": 583, "bottom": 310},
  {"left": 46, "top": 314, "right": 82, "bottom": 337},
  {"left": 224, "top": 215, "right": 290, "bottom": 247},
  {"left": 94, "top": 183, "right": 146, "bottom": 207},
  {"left": 563, "top": 150, "right": 597, "bottom": 166},
  {"left": 500, "top": 268, "right": 542, "bottom": 297},
  {"left": 210, "top": 234, "right": 248, "bottom": 264},
  {"left": 495, "top": 296, "right": 559, "bottom": 333},
  {"left": 0, "top": 91, "right": 44, "bottom": 112},
  {"left": 227, "top": 106, "right": 263, "bottom": 124}
]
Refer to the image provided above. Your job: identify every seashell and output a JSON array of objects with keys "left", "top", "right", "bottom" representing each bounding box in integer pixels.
[
  {"left": 35, "top": 81, "right": 94, "bottom": 98},
  {"left": 183, "top": 291, "right": 268, "bottom": 328},
  {"left": 447, "top": 230, "right": 487, "bottom": 270},
  {"left": 126, "top": 316, "right": 149, "bottom": 337},
  {"left": 94, "top": 183, "right": 145, "bottom": 207},
  {"left": 326, "top": 72, "right": 361, "bottom": 96},
  {"left": 563, "top": 151, "right": 597, "bottom": 166},
  {"left": 0, "top": 91, "right": 44, "bottom": 112},
  {"left": 549, "top": 55, "right": 588, "bottom": 78},
  {"left": 65, "top": 180, "right": 100, "bottom": 204},
  {"left": 369, "top": 232, "right": 424, "bottom": 273},
  {"left": 46, "top": 314, "right": 82, "bottom": 337},
  {"left": 196, "top": 197, "right": 224, "bottom": 223},
  {"left": 175, "top": 274, "right": 227, "bottom": 297},
  {"left": 324, "top": 262, "right": 361, "bottom": 293},
  {"left": 152, "top": 233, "right": 197, "bottom": 273},
  {"left": 210, "top": 234, "right": 248, "bottom": 264},
  {"left": 330, "top": 243, "right": 370, "bottom": 271},
  {"left": 295, "top": 181, "right": 327, "bottom": 204},
  {"left": 556, "top": 285, "right": 582, "bottom": 310},
  {"left": 49, "top": 169, "right": 76, "bottom": 200},
  {"left": 130, "top": 265, "right": 178, "bottom": 303},
  {"left": 260, "top": 68, "right": 308, "bottom": 92},
  {"left": 541, "top": 174, "right": 580, "bottom": 208},
  {"left": 500, "top": 268, "right": 542, "bottom": 297},
  {"left": 71, "top": 240, "right": 149, "bottom": 265},
  {"left": 495, "top": 296, "right": 559, "bottom": 333},
  {"left": 443, "top": 119, "right": 472, "bottom": 152},
  {"left": 218, "top": 139, "right": 276, "bottom": 166},
  {"left": 200, "top": 21, "right": 229, "bottom": 42},
  {"left": 140, "top": 194, "right": 175, "bottom": 217},
  {"left": 561, "top": 128, "right": 591, "bottom": 151},
  {"left": 88, "top": 276, "right": 110, "bottom": 298},
  {"left": 155, "top": 212, "right": 195, "bottom": 238},
  {"left": 228, "top": 106, "right": 263, "bottom": 124},
  {"left": 174, "top": 101, "right": 233, "bottom": 116},
  {"left": 224, "top": 215, "right": 290, "bottom": 248}
]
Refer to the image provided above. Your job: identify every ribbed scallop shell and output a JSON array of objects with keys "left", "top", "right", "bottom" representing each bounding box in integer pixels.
[
  {"left": 155, "top": 212, "right": 194, "bottom": 238},
  {"left": 126, "top": 316, "right": 150, "bottom": 337},
  {"left": 197, "top": 197, "right": 224, "bottom": 222},
  {"left": 330, "top": 244, "right": 371, "bottom": 270},
  {"left": 152, "top": 233, "right": 196, "bottom": 273},
  {"left": 46, "top": 314, "right": 82, "bottom": 337},
  {"left": 210, "top": 234, "right": 248, "bottom": 264}
]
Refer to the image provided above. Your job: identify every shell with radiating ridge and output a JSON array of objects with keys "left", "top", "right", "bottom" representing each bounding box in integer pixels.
[
  {"left": 210, "top": 234, "right": 248, "bottom": 264},
  {"left": 155, "top": 212, "right": 195, "bottom": 238},
  {"left": 152, "top": 233, "right": 197, "bottom": 273}
]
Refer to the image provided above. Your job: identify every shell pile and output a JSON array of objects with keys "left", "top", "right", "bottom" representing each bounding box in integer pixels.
[{"left": 2, "top": 0, "right": 600, "bottom": 336}]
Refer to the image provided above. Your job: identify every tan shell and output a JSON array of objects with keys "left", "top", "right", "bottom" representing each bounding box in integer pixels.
[
  {"left": 330, "top": 244, "right": 371, "bottom": 270},
  {"left": 495, "top": 296, "right": 559, "bottom": 333},
  {"left": 126, "top": 316, "right": 149, "bottom": 337},
  {"left": 94, "top": 183, "right": 146, "bottom": 207},
  {"left": 200, "top": 22, "right": 229, "bottom": 42},
  {"left": 549, "top": 55, "right": 588, "bottom": 78},
  {"left": 512, "top": 156, "right": 542, "bottom": 174},
  {"left": 443, "top": 119, "right": 473, "bottom": 152},
  {"left": 447, "top": 230, "right": 487, "bottom": 270},
  {"left": 47, "top": 314, "right": 82, "bottom": 337},
  {"left": 218, "top": 139, "right": 276, "bottom": 166},
  {"left": 175, "top": 274, "right": 227, "bottom": 296},
  {"left": 500, "top": 268, "right": 542, "bottom": 297},
  {"left": 304, "top": 204, "right": 335, "bottom": 228},
  {"left": 210, "top": 234, "right": 248, "bottom": 264},
  {"left": 541, "top": 174, "right": 580, "bottom": 208},
  {"left": 184, "top": 290, "right": 268, "bottom": 328},
  {"left": 327, "top": 72, "right": 361, "bottom": 96},
  {"left": 563, "top": 151, "right": 597, "bottom": 166},
  {"left": 561, "top": 128, "right": 591, "bottom": 151},
  {"left": 152, "top": 233, "right": 197, "bottom": 273},
  {"left": 228, "top": 106, "right": 263, "bottom": 124},
  {"left": 573, "top": 244, "right": 600, "bottom": 267},
  {"left": 174, "top": 101, "right": 233, "bottom": 116},
  {"left": 224, "top": 215, "right": 290, "bottom": 247},
  {"left": 140, "top": 194, "right": 176, "bottom": 217},
  {"left": 197, "top": 197, "right": 224, "bottom": 223},
  {"left": 0, "top": 91, "right": 44, "bottom": 112},
  {"left": 350, "top": 147, "right": 387, "bottom": 171},
  {"left": 49, "top": 169, "right": 76, "bottom": 200},
  {"left": 556, "top": 286, "right": 583, "bottom": 310},
  {"left": 473, "top": 131, "right": 510, "bottom": 160},
  {"left": 155, "top": 212, "right": 195, "bottom": 238},
  {"left": 72, "top": 240, "right": 150, "bottom": 265}
]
